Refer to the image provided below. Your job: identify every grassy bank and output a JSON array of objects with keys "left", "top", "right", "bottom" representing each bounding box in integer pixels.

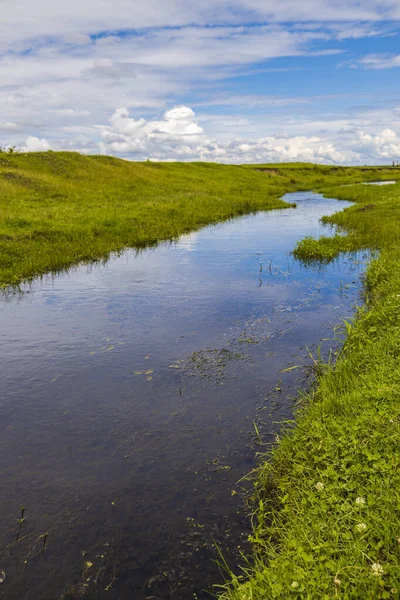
[
  {"left": 0, "top": 151, "right": 398, "bottom": 287},
  {"left": 219, "top": 181, "right": 400, "bottom": 598}
]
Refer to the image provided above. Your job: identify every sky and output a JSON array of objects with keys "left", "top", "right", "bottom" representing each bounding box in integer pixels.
[{"left": 1, "top": 0, "right": 400, "bottom": 164}]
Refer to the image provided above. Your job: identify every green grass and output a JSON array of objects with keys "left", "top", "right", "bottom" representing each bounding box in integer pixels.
[
  {"left": 293, "top": 233, "right": 360, "bottom": 263},
  {"left": 0, "top": 150, "right": 398, "bottom": 287},
  {"left": 219, "top": 180, "right": 400, "bottom": 599}
]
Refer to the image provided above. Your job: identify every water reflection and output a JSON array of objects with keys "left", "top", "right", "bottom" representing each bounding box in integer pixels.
[{"left": 363, "top": 180, "right": 396, "bottom": 186}]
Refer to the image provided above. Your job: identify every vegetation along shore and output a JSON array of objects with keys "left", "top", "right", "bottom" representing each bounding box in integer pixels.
[
  {"left": 219, "top": 178, "right": 400, "bottom": 598},
  {"left": 2, "top": 151, "right": 400, "bottom": 598}
]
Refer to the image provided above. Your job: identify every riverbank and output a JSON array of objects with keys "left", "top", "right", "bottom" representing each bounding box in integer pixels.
[
  {"left": 219, "top": 181, "right": 400, "bottom": 598},
  {"left": 0, "top": 151, "right": 398, "bottom": 287}
]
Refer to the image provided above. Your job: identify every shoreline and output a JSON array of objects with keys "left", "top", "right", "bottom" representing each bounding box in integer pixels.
[{"left": 219, "top": 180, "right": 400, "bottom": 599}]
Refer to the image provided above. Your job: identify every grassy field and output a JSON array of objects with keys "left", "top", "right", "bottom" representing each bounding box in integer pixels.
[
  {"left": 219, "top": 180, "right": 400, "bottom": 599},
  {"left": 0, "top": 150, "right": 398, "bottom": 287}
]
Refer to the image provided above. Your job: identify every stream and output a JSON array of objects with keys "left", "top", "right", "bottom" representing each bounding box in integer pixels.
[{"left": 0, "top": 191, "right": 371, "bottom": 599}]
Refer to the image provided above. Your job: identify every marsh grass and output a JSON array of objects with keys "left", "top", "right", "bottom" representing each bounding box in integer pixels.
[
  {"left": 219, "top": 180, "right": 400, "bottom": 598},
  {"left": 0, "top": 152, "right": 399, "bottom": 287},
  {"left": 15, "top": 506, "right": 25, "bottom": 542}
]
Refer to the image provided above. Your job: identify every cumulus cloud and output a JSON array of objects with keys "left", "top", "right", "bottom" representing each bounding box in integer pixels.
[
  {"left": 100, "top": 106, "right": 204, "bottom": 155},
  {"left": 22, "top": 137, "right": 53, "bottom": 152},
  {"left": 97, "top": 104, "right": 400, "bottom": 164},
  {"left": 203, "top": 137, "right": 354, "bottom": 164},
  {"left": 355, "top": 128, "right": 400, "bottom": 158}
]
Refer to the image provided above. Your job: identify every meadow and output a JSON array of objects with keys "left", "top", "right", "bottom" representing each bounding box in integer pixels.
[{"left": 0, "top": 150, "right": 397, "bottom": 287}]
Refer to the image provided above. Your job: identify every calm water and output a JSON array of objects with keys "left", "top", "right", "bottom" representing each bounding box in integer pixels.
[
  {"left": 0, "top": 192, "right": 370, "bottom": 600},
  {"left": 363, "top": 180, "right": 396, "bottom": 185}
]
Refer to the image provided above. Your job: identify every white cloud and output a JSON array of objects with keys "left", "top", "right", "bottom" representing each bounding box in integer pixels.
[
  {"left": 100, "top": 105, "right": 205, "bottom": 155},
  {"left": 22, "top": 136, "right": 53, "bottom": 152},
  {"left": 0, "top": 122, "right": 18, "bottom": 131},
  {"left": 359, "top": 53, "right": 400, "bottom": 69},
  {"left": 0, "top": 0, "right": 399, "bottom": 52},
  {"left": 97, "top": 104, "right": 400, "bottom": 164},
  {"left": 59, "top": 109, "right": 91, "bottom": 117},
  {"left": 355, "top": 128, "right": 400, "bottom": 158},
  {"left": 199, "top": 135, "right": 355, "bottom": 164}
]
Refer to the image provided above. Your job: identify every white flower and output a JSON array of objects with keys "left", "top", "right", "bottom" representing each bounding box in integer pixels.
[
  {"left": 355, "top": 497, "right": 366, "bottom": 506},
  {"left": 356, "top": 522, "right": 367, "bottom": 533},
  {"left": 315, "top": 482, "right": 324, "bottom": 491},
  {"left": 291, "top": 581, "right": 299, "bottom": 588},
  {"left": 334, "top": 578, "right": 341, "bottom": 586},
  {"left": 371, "top": 563, "right": 384, "bottom": 577}
]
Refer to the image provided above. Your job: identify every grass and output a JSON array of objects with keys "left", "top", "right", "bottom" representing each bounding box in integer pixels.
[
  {"left": 293, "top": 233, "right": 360, "bottom": 263},
  {"left": 218, "top": 180, "right": 400, "bottom": 599},
  {"left": 0, "top": 151, "right": 399, "bottom": 287}
]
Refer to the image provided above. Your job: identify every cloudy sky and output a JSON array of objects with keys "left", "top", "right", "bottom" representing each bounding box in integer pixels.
[{"left": 2, "top": 1, "right": 400, "bottom": 164}]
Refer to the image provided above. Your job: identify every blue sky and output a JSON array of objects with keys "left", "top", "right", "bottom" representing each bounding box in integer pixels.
[{"left": 1, "top": 1, "right": 400, "bottom": 163}]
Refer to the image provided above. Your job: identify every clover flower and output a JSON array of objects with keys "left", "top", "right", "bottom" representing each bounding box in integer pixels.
[
  {"left": 315, "top": 482, "right": 324, "bottom": 491},
  {"left": 355, "top": 497, "right": 365, "bottom": 506},
  {"left": 291, "top": 581, "right": 299, "bottom": 589},
  {"left": 371, "top": 563, "right": 384, "bottom": 577},
  {"left": 356, "top": 523, "right": 367, "bottom": 533}
]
